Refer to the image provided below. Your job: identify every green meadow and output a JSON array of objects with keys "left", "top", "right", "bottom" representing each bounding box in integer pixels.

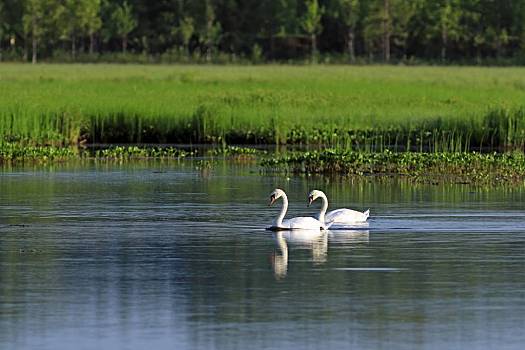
[{"left": 1, "top": 63, "right": 525, "bottom": 151}]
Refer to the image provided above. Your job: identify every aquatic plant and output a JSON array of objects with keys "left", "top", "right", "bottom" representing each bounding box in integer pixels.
[
  {"left": 0, "top": 142, "right": 78, "bottom": 163},
  {"left": 261, "top": 149, "right": 525, "bottom": 184},
  {"left": 94, "top": 146, "right": 192, "bottom": 159}
]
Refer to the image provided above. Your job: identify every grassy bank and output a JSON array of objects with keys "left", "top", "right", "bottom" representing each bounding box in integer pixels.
[{"left": 1, "top": 64, "right": 525, "bottom": 151}]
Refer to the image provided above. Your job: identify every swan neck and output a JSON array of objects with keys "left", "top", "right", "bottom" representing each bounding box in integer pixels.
[
  {"left": 276, "top": 233, "right": 288, "bottom": 258},
  {"left": 319, "top": 193, "right": 328, "bottom": 223},
  {"left": 276, "top": 193, "right": 288, "bottom": 227}
]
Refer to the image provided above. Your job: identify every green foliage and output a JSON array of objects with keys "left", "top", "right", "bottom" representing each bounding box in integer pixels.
[
  {"left": 261, "top": 149, "right": 525, "bottom": 184},
  {"left": 0, "top": 142, "right": 77, "bottom": 162},
  {"left": 22, "top": 0, "right": 62, "bottom": 42},
  {"left": 174, "top": 16, "right": 194, "bottom": 54},
  {"left": 111, "top": 1, "right": 136, "bottom": 52},
  {"left": 1, "top": 64, "right": 525, "bottom": 150},
  {"left": 95, "top": 145, "right": 191, "bottom": 159},
  {"left": 2, "top": 0, "right": 525, "bottom": 62},
  {"left": 302, "top": 0, "right": 323, "bottom": 36}
]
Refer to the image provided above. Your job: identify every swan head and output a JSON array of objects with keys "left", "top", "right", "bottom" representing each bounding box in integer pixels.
[
  {"left": 307, "top": 189, "right": 325, "bottom": 206},
  {"left": 269, "top": 188, "right": 285, "bottom": 206}
]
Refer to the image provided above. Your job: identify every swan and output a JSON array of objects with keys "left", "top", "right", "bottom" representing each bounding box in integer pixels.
[
  {"left": 266, "top": 188, "right": 326, "bottom": 231},
  {"left": 308, "top": 190, "right": 369, "bottom": 226}
]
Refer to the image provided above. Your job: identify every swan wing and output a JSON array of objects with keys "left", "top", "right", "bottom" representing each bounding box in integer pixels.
[
  {"left": 326, "top": 208, "right": 369, "bottom": 223},
  {"left": 283, "top": 216, "right": 325, "bottom": 230}
]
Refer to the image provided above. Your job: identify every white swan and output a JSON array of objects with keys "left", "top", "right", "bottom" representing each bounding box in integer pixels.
[
  {"left": 308, "top": 190, "right": 369, "bottom": 226},
  {"left": 266, "top": 188, "right": 326, "bottom": 231}
]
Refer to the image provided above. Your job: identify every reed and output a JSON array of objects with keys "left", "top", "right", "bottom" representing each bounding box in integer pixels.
[{"left": 1, "top": 64, "right": 525, "bottom": 151}]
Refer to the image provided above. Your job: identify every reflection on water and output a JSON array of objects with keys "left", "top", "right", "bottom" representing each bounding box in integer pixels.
[
  {"left": 1, "top": 161, "right": 525, "bottom": 350},
  {"left": 272, "top": 232, "right": 289, "bottom": 279},
  {"left": 272, "top": 230, "right": 369, "bottom": 279},
  {"left": 328, "top": 228, "right": 369, "bottom": 245}
]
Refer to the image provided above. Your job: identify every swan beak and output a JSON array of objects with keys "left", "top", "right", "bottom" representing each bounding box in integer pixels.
[
  {"left": 307, "top": 196, "right": 313, "bottom": 207},
  {"left": 269, "top": 195, "right": 276, "bottom": 206}
]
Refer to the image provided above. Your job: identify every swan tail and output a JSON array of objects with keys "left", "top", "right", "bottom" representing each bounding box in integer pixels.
[{"left": 364, "top": 209, "right": 370, "bottom": 220}]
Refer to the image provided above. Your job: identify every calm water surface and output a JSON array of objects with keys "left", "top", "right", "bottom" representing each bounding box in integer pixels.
[{"left": 1, "top": 161, "right": 525, "bottom": 349}]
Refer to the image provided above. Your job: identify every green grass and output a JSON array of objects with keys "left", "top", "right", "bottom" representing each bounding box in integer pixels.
[{"left": 1, "top": 63, "right": 525, "bottom": 150}]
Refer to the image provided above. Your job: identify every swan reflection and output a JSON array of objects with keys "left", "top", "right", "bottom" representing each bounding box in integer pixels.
[
  {"left": 271, "top": 229, "right": 369, "bottom": 279},
  {"left": 328, "top": 228, "right": 370, "bottom": 245},
  {"left": 328, "top": 221, "right": 370, "bottom": 231},
  {"left": 272, "top": 230, "right": 327, "bottom": 279}
]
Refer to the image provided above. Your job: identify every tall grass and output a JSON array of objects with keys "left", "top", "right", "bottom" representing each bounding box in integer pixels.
[{"left": 1, "top": 64, "right": 525, "bottom": 151}]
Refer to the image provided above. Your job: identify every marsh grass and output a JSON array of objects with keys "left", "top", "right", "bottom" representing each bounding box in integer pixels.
[
  {"left": 261, "top": 149, "right": 525, "bottom": 184},
  {"left": 1, "top": 64, "right": 525, "bottom": 151},
  {"left": 0, "top": 143, "right": 260, "bottom": 163}
]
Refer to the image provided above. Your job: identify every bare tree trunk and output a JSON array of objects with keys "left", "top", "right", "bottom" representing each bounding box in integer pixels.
[
  {"left": 71, "top": 35, "right": 76, "bottom": 60},
  {"left": 32, "top": 17, "right": 37, "bottom": 64},
  {"left": 206, "top": 42, "right": 212, "bottom": 61},
  {"left": 23, "top": 37, "right": 28, "bottom": 61},
  {"left": 311, "top": 33, "right": 317, "bottom": 62},
  {"left": 89, "top": 33, "right": 94, "bottom": 55},
  {"left": 348, "top": 28, "right": 355, "bottom": 62},
  {"left": 382, "top": 0, "right": 391, "bottom": 62},
  {"left": 495, "top": 32, "right": 502, "bottom": 58},
  {"left": 32, "top": 38, "right": 37, "bottom": 63},
  {"left": 441, "top": 26, "right": 448, "bottom": 62},
  {"left": 270, "top": 33, "right": 275, "bottom": 60},
  {"left": 122, "top": 36, "right": 127, "bottom": 53},
  {"left": 206, "top": 18, "right": 213, "bottom": 62}
]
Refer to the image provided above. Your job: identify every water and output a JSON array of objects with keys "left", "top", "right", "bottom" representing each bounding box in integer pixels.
[{"left": 1, "top": 161, "right": 525, "bottom": 349}]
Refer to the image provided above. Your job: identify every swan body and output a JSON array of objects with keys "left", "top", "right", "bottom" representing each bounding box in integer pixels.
[
  {"left": 266, "top": 189, "right": 326, "bottom": 231},
  {"left": 308, "top": 190, "right": 369, "bottom": 226},
  {"left": 325, "top": 208, "right": 370, "bottom": 223}
]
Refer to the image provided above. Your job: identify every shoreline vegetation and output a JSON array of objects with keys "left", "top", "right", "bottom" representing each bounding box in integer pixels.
[
  {"left": 2, "top": 64, "right": 525, "bottom": 184},
  {"left": 2, "top": 143, "right": 525, "bottom": 185},
  {"left": 2, "top": 65, "right": 525, "bottom": 151}
]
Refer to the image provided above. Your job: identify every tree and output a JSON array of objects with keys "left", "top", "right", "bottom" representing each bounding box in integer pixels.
[
  {"left": 259, "top": 0, "right": 299, "bottom": 60},
  {"left": 175, "top": 16, "right": 194, "bottom": 56},
  {"left": 437, "top": 0, "right": 462, "bottom": 61},
  {"left": 391, "top": 0, "right": 419, "bottom": 59},
  {"left": 4, "top": 0, "right": 525, "bottom": 63},
  {"left": 111, "top": 1, "right": 137, "bottom": 53},
  {"left": 201, "top": 0, "right": 221, "bottom": 61},
  {"left": 83, "top": 0, "right": 102, "bottom": 55},
  {"left": 363, "top": 0, "right": 391, "bottom": 61},
  {"left": 301, "top": 0, "right": 323, "bottom": 61},
  {"left": 381, "top": 0, "right": 391, "bottom": 61},
  {"left": 22, "top": 0, "right": 61, "bottom": 63},
  {"left": 59, "top": 0, "right": 82, "bottom": 59},
  {"left": 0, "top": 1, "right": 4, "bottom": 61},
  {"left": 335, "top": 0, "right": 360, "bottom": 62}
]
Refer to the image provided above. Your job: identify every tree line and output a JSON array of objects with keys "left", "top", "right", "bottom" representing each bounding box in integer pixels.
[{"left": 0, "top": 0, "right": 524, "bottom": 64}]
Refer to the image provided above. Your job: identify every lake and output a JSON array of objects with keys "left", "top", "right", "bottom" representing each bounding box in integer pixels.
[{"left": 1, "top": 160, "right": 525, "bottom": 349}]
